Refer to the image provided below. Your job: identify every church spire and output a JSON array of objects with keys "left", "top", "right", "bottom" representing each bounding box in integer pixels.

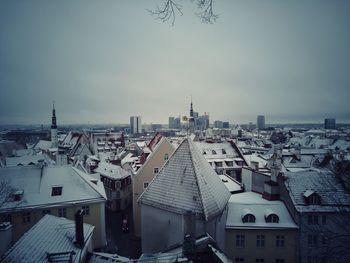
[{"left": 51, "top": 101, "right": 57, "bottom": 129}]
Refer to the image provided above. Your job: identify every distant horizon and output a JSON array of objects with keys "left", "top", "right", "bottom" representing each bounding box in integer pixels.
[{"left": 1, "top": 1, "right": 350, "bottom": 125}]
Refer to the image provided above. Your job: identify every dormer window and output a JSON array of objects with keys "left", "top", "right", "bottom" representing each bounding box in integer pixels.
[
  {"left": 51, "top": 186, "right": 62, "bottom": 196},
  {"left": 266, "top": 214, "right": 279, "bottom": 223},
  {"left": 212, "top": 150, "right": 217, "bottom": 155},
  {"left": 242, "top": 211, "right": 256, "bottom": 223},
  {"left": 303, "top": 190, "right": 321, "bottom": 205},
  {"left": 13, "top": 190, "right": 24, "bottom": 201},
  {"left": 222, "top": 149, "right": 227, "bottom": 154}
]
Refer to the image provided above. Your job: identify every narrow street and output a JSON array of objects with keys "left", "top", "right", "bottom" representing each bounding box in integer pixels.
[{"left": 105, "top": 206, "right": 141, "bottom": 259}]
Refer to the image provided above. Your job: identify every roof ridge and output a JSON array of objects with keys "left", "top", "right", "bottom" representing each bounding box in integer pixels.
[
  {"left": 188, "top": 139, "right": 212, "bottom": 220},
  {"left": 187, "top": 139, "right": 206, "bottom": 219}
]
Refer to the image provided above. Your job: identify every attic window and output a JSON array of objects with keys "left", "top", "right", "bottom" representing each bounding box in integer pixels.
[
  {"left": 13, "top": 190, "right": 24, "bottom": 201},
  {"left": 266, "top": 214, "right": 279, "bottom": 223},
  {"left": 222, "top": 149, "right": 227, "bottom": 154},
  {"left": 51, "top": 186, "right": 63, "bottom": 196},
  {"left": 303, "top": 190, "right": 321, "bottom": 205},
  {"left": 242, "top": 213, "right": 256, "bottom": 223},
  {"left": 212, "top": 150, "right": 217, "bottom": 155}
]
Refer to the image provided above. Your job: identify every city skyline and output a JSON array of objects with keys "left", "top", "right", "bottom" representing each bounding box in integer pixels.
[{"left": 1, "top": 0, "right": 350, "bottom": 125}]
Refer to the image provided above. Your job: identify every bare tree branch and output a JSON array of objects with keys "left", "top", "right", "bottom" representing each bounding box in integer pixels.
[
  {"left": 149, "top": 0, "right": 218, "bottom": 25},
  {"left": 148, "top": 0, "right": 183, "bottom": 26},
  {"left": 195, "top": 0, "right": 218, "bottom": 24}
]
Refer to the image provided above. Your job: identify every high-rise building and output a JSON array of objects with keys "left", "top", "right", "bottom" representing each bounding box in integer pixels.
[
  {"left": 51, "top": 102, "right": 58, "bottom": 147},
  {"left": 214, "top": 121, "right": 223, "bottom": 128},
  {"left": 223, "top": 121, "right": 229, "bottom": 129},
  {"left": 130, "top": 116, "right": 142, "bottom": 134},
  {"left": 169, "top": 117, "right": 181, "bottom": 129},
  {"left": 324, "top": 118, "right": 336, "bottom": 129},
  {"left": 257, "top": 115, "right": 265, "bottom": 130}
]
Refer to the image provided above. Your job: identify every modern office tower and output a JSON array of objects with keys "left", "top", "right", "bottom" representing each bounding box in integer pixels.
[
  {"left": 324, "top": 118, "right": 336, "bottom": 129},
  {"left": 257, "top": 115, "right": 265, "bottom": 130},
  {"left": 130, "top": 116, "right": 142, "bottom": 134}
]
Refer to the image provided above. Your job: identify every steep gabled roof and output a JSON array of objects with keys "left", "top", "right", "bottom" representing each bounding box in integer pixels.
[
  {"left": 139, "top": 138, "right": 231, "bottom": 221},
  {"left": 2, "top": 215, "right": 94, "bottom": 263}
]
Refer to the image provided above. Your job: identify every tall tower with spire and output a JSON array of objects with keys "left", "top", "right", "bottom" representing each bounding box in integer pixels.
[
  {"left": 188, "top": 98, "right": 195, "bottom": 133},
  {"left": 51, "top": 102, "right": 58, "bottom": 148}
]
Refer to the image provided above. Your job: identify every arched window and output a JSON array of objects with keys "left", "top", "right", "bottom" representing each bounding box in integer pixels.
[
  {"left": 266, "top": 214, "right": 279, "bottom": 223},
  {"left": 242, "top": 213, "right": 256, "bottom": 223}
]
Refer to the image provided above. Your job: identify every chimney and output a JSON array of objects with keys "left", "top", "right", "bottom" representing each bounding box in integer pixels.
[
  {"left": 0, "top": 222, "right": 13, "bottom": 257},
  {"left": 74, "top": 210, "right": 84, "bottom": 248},
  {"left": 250, "top": 161, "right": 259, "bottom": 171},
  {"left": 183, "top": 210, "right": 196, "bottom": 259}
]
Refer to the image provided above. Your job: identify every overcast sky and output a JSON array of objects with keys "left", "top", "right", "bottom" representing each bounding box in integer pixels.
[{"left": 1, "top": 0, "right": 349, "bottom": 125}]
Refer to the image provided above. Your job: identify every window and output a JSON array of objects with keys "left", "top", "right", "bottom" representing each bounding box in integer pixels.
[
  {"left": 212, "top": 150, "right": 217, "bottom": 155},
  {"left": 154, "top": 167, "right": 159, "bottom": 174},
  {"left": 235, "top": 258, "right": 244, "bottom": 262},
  {"left": 22, "top": 212, "right": 31, "bottom": 223},
  {"left": 222, "top": 149, "right": 227, "bottom": 154},
  {"left": 309, "top": 194, "right": 321, "bottom": 205},
  {"left": 276, "top": 235, "right": 285, "bottom": 247},
  {"left": 308, "top": 234, "right": 318, "bottom": 247},
  {"left": 144, "top": 182, "right": 149, "bottom": 189},
  {"left": 164, "top": 154, "right": 169, "bottom": 160},
  {"left": 58, "top": 208, "right": 67, "bottom": 217},
  {"left": 115, "top": 181, "right": 121, "bottom": 189},
  {"left": 82, "top": 205, "right": 90, "bottom": 216},
  {"left": 116, "top": 191, "right": 120, "bottom": 199},
  {"left": 256, "top": 259, "right": 264, "bottom": 263},
  {"left": 322, "top": 215, "right": 326, "bottom": 225},
  {"left": 256, "top": 235, "right": 265, "bottom": 247},
  {"left": 307, "top": 214, "right": 319, "bottom": 225},
  {"left": 266, "top": 214, "right": 279, "bottom": 223},
  {"left": 51, "top": 186, "right": 63, "bottom": 196},
  {"left": 321, "top": 234, "right": 327, "bottom": 245},
  {"left": 236, "top": 234, "right": 245, "bottom": 247},
  {"left": 242, "top": 214, "right": 256, "bottom": 223},
  {"left": 42, "top": 209, "right": 51, "bottom": 215},
  {"left": 2, "top": 214, "right": 12, "bottom": 223},
  {"left": 276, "top": 259, "right": 285, "bottom": 263}
]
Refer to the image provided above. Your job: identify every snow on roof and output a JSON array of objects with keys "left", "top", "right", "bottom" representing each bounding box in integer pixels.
[
  {"left": 285, "top": 170, "right": 350, "bottom": 212},
  {"left": 219, "top": 174, "right": 242, "bottom": 193},
  {"left": 94, "top": 162, "right": 130, "bottom": 180},
  {"left": 121, "top": 153, "right": 138, "bottom": 166},
  {"left": 88, "top": 252, "right": 130, "bottom": 263},
  {"left": 33, "top": 140, "right": 52, "bottom": 151},
  {"left": 2, "top": 214, "right": 94, "bottom": 263},
  {"left": 303, "top": 190, "right": 316, "bottom": 198},
  {"left": 5, "top": 153, "right": 54, "bottom": 166},
  {"left": 0, "top": 165, "right": 106, "bottom": 212},
  {"left": 194, "top": 140, "right": 239, "bottom": 160},
  {"left": 139, "top": 138, "right": 231, "bottom": 221},
  {"left": 226, "top": 192, "right": 298, "bottom": 229}
]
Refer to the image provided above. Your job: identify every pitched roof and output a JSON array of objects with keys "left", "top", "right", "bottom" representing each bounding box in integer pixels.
[
  {"left": 2, "top": 214, "right": 94, "bottom": 263},
  {"left": 0, "top": 165, "right": 106, "bottom": 212},
  {"left": 226, "top": 192, "right": 298, "bottom": 229},
  {"left": 139, "top": 138, "right": 231, "bottom": 221},
  {"left": 285, "top": 169, "right": 350, "bottom": 212},
  {"left": 94, "top": 161, "right": 130, "bottom": 180}
]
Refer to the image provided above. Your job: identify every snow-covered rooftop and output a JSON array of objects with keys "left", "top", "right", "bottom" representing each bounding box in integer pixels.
[
  {"left": 285, "top": 170, "right": 350, "bottom": 212},
  {"left": 219, "top": 174, "right": 242, "bottom": 193},
  {"left": 226, "top": 192, "right": 298, "bottom": 229},
  {"left": 0, "top": 165, "right": 106, "bottom": 212},
  {"left": 94, "top": 162, "right": 130, "bottom": 180},
  {"left": 139, "top": 138, "right": 231, "bottom": 221},
  {"left": 2, "top": 214, "right": 94, "bottom": 263},
  {"left": 5, "top": 153, "right": 54, "bottom": 166}
]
